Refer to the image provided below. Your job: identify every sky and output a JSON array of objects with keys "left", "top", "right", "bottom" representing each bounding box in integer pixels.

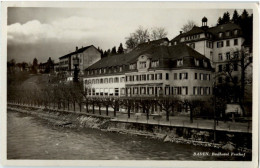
[{"left": 7, "top": 6, "right": 252, "bottom": 63}]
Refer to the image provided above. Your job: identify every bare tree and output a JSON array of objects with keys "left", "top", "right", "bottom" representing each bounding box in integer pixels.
[
  {"left": 150, "top": 27, "right": 168, "bottom": 40},
  {"left": 181, "top": 20, "right": 197, "bottom": 33},
  {"left": 182, "top": 99, "right": 203, "bottom": 123},
  {"left": 157, "top": 96, "right": 179, "bottom": 121},
  {"left": 125, "top": 26, "right": 150, "bottom": 49},
  {"left": 219, "top": 48, "right": 252, "bottom": 116},
  {"left": 121, "top": 97, "right": 135, "bottom": 118}
]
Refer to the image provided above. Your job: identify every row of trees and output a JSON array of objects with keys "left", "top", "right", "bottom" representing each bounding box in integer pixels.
[
  {"left": 97, "top": 43, "right": 124, "bottom": 58},
  {"left": 8, "top": 80, "right": 216, "bottom": 123}
]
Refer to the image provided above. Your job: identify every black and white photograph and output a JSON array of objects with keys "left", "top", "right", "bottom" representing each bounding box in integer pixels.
[{"left": 1, "top": 1, "right": 258, "bottom": 167}]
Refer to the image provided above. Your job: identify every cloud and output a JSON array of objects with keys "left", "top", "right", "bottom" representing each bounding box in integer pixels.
[{"left": 7, "top": 16, "right": 118, "bottom": 45}]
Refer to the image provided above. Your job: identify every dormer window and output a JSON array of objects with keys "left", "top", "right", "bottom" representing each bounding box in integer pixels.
[
  {"left": 151, "top": 60, "right": 159, "bottom": 68},
  {"left": 225, "top": 31, "right": 230, "bottom": 37},
  {"left": 234, "top": 30, "right": 238, "bottom": 35},
  {"left": 139, "top": 61, "right": 147, "bottom": 69},
  {"left": 219, "top": 32, "right": 223, "bottom": 38},
  {"left": 119, "top": 66, "right": 122, "bottom": 72},
  {"left": 203, "top": 60, "right": 208, "bottom": 68},
  {"left": 194, "top": 59, "right": 199, "bottom": 66},
  {"left": 130, "top": 63, "right": 136, "bottom": 70},
  {"left": 114, "top": 67, "right": 117, "bottom": 72},
  {"left": 104, "top": 68, "right": 106, "bottom": 73},
  {"left": 177, "top": 59, "right": 183, "bottom": 66},
  {"left": 99, "top": 69, "right": 102, "bottom": 74}
]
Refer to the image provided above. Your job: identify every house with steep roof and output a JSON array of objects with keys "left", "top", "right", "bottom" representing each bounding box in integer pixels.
[
  {"left": 58, "top": 45, "right": 101, "bottom": 80},
  {"left": 84, "top": 43, "right": 214, "bottom": 99},
  {"left": 171, "top": 17, "right": 252, "bottom": 86}
]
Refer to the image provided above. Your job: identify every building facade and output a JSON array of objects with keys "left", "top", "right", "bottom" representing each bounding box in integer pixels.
[
  {"left": 58, "top": 45, "right": 101, "bottom": 80},
  {"left": 84, "top": 44, "right": 214, "bottom": 102},
  {"left": 171, "top": 17, "right": 252, "bottom": 86}
]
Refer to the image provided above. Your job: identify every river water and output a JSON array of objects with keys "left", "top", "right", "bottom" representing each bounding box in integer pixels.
[{"left": 7, "top": 110, "right": 250, "bottom": 160}]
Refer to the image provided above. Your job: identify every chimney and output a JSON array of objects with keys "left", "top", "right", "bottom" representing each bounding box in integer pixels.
[
  {"left": 180, "top": 31, "right": 183, "bottom": 34},
  {"left": 76, "top": 46, "right": 78, "bottom": 51}
]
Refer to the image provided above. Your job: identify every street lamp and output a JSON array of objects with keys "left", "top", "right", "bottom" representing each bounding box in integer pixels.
[{"left": 73, "top": 54, "right": 80, "bottom": 82}]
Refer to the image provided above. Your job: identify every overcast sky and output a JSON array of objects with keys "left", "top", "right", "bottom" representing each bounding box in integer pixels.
[{"left": 7, "top": 7, "right": 252, "bottom": 63}]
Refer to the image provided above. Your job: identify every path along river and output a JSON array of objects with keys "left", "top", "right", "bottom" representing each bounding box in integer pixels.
[{"left": 7, "top": 110, "right": 250, "bottom": 160}]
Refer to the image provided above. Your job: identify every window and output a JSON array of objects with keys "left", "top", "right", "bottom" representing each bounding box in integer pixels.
[
  {"left": 219, "top": 32, "right": 223, "bottom": 38},
  {"left": 199, "top": 73, "right": 203, "bottom": 80},
  {"left": 217, "top": 41, "right": 224, "bottom": 48},
  {"left": 109, "top": 78, "right": 113, "bottom": 83},
  {"left": 225, "top": 64, "right": 230, "bottom": 71},
  {"left": 104, "top": 68, "right": 106, "bottom": 73},
  {"left": 194, "top": 73, "right": 197, "bottom": 79},
  {"left": 194, "top": 59, "right": 199, "bottom": 66},
  {"left": 96, "top": 79, "right": 99, "bottom": 84},
  {"left": 114, "top": 88, "right": 119, "bottom": 96},
  {"left": 92, "top": 79, "right": 95, "bottom": 84},
  {"left": 226, "top": 31, "right": 230, "bottom": 37},
  {"left": 179, "top": 73, "right": 182, "bottom": 80},
  {"left": 182, "top": 87, "right": 188, "bottom": 95},
  {"left": 226, "top": 40, "right": 230, "bottom": 47},
  {"left": 206, "top": 41, "right": 213, "bottom": 48},
  {"left": 203, "top": 60, "right": 208, "bottom": 68},
  {"left": 114, "top": 77, "right": 119, "bottom": 83},
  {"left": 151, "top": 74, "right": 154, "bottom": 80},
  {"left": 234, "top": 39, "right": 238, "bottom": 46},
  {"left": 141, "top": 74, "right": 146, "bottom": 81},
  {"left": 109, "top": 89, "right": 114, "bottom": 96},
  {"left": 193, "top": 87, "right": 198, "bottom": 95},
  {"left": 174, "top": 73, "right": 178, "bottom": 80},
  {"left": 166, "top": 73, "right": 169, "bottom": 80},
  {"left": 151, "top": 60, "right": 159, "bottom": 67},
  {"left": 120, "top": 77, "right": 125, "bottom": 83},
  {"left": 182, "top": 73, "right": 188, "bottom": 79},
  {"left": 100, "top": 78, "right": 103, "bottom": 84},
  {"left": 130, "top": 63, "right": 136, "bottom": 70},
  {"left": 218, "top": 65, "right": 222, "bottom": 72},
  {"left": 219, "top": 53, "right": 223, "bottom": 61},
  {"left": 177, "top": 59, "right": 183, "bottom": 66},
  {"left": 158, "top": 73, "right": 162, "bottom": 80},
  {"left": 92, "top": 88, "right": 95, "bottom": 95},
  {"left": 234, "top": 30, "right": 238, "bottom": 35},
  {"left": 233, "top": 52, "right": 239, "bottom": 59},
  {"left": 139, "top": 61, "right": 147, "bottom": 69},
  {"left": 119, "top": 66, "right": 122, "bottom": 72},
  {"left": 226, "top": 52, "right": 230, "bottom": 60}
]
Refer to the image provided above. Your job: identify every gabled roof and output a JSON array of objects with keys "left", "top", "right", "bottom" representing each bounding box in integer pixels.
[
  {"left": 171, "top": 22, "right": 242, "bottom": 42},
  {"left": 59, "top": 45, "right": 95, "bottom": 59},
  {"left": 86, "top": 43, "right": 211, "bottom": 71}
]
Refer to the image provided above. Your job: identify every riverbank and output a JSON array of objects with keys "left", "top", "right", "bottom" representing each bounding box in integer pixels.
[{"left": 7, "top": 103, "right": 252, "bottom": 155}]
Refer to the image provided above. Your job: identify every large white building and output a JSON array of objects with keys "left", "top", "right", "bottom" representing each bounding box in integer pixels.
[{"left": 171, "top": 17, "right": 252, "bottom": 85}]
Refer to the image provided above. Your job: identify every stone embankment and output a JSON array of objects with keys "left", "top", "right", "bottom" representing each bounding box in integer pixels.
[{"left": 7, "top": 103, "right": 252, "bottom": 154}]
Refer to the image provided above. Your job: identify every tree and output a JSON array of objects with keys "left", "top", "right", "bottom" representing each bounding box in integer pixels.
[
  {"left": 125, "top": 35, "right": 139, "bottom": 49},
  {"left": 111, "top": 46, "right": 117, "bottom": 56},
  {"left": 183, "top": 99, "right": 203, "bottom": 123},
  {"left": 181, "top": 20, "right": 197, "bottom": 33},
  {"left": 150, "top": 27, "right": 168, "bottom": 40},
  {"left": 157, "top": 96, "right": 179, "bottom": 121},
  {"left": 125, "top": 26, "right": 150, "bottom": 49},
  {"left": 121, "top": 97, "right": 135, "bottom": 118},
  {"left": 218, "top": 48, "right": 252, "bottom": 116},
  {"left": 232, "top": 10, "right": 239, "bottom": 24},
  {"left": 31, "top": 58, "right": 38, "bottom": 74},
  {"left": 117, "top": 43, "right": 124, "bottom": 54},
  {"left": 222, "top": 12, "right": 230, "bottom": 24}
]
